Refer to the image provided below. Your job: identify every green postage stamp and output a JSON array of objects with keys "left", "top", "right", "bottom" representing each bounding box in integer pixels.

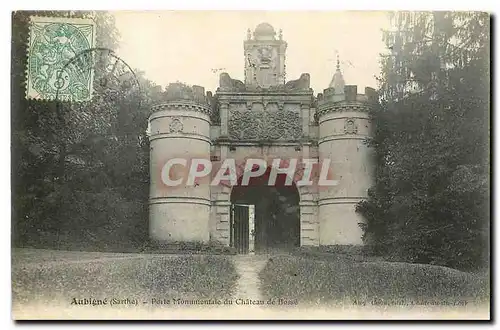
[{"left": 26, "top": 16, "right": 96, "bottom": 102}]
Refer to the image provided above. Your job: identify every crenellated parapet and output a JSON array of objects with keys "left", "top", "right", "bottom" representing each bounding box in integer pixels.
[
  {"left": 150, "top": 83, "right": 214, "bottom": 117},
  {"left": 316, "top": 86, "right": 378, "bottom": 119}
]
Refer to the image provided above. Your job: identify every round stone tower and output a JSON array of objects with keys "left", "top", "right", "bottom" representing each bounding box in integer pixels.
[
  {"left": 316, "top": 63, "right": 377, "bottom": 245},
  {"left": 148, "top": 84, "right": 212, "bottom": 243}
]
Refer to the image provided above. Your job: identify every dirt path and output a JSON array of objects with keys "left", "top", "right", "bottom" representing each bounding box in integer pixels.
[{"left": 232, "top": 254, "right": 269, "bottom": 302}]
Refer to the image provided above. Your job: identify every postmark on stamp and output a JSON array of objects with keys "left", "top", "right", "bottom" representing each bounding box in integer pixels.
[{"left": 26, "top": 16, "right": 96, "bottom": 101}]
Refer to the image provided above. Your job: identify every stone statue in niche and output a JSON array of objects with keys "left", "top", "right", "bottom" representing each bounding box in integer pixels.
[
  {"left": 169, "top": 117, "right": 183, "bottom": 133},
  {"left": 344, "top": 118, "right": 358, "bottom": 134}
]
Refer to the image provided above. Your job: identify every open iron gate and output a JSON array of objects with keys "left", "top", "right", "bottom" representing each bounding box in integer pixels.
[{"left": 230, "top": 204, "right": 250, "bottom": 254}]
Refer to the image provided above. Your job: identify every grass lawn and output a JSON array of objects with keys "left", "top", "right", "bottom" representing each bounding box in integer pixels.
[
  {"left": 259, "top": 255, "right": 489, "bottom": 307},
  {"left": 12, "top": 250, "right": 239, "bottom": 307}
]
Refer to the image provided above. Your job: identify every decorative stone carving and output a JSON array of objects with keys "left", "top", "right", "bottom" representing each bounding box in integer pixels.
[
  {"left": 344, "top": 118, "right": 358, "bottom": 134},
  {"left": 228, "top": 109, "right": 302, "bottom": 140},
  {"left": 247, "top": 45, "right": 278, "bottom": 69},
  {"left": 169, "top": 117, "right": 183, "bottom": 133},
  {"left": 244, "top": 43, "right": 281, "bottom": 87},
  {"left": 257, "top": 45, "right": 274, "bottom": 65},
  {"left": 284, "top": 73, "right": 311, "bottom": 91},
  {"left": 151, "top": 102, "right": 211, "bottom": 116},
  {"left": 246, "top": 101, "right": 253, "bottom": 110},
  {"left": 219, "top": 73, "right": 246, "bottom": 92},
  {"left": 316, "top": 102, "right": 371, "bottom": 118},
  {"left": 277, "top": 101, "right": 284, "bottom": 110}
]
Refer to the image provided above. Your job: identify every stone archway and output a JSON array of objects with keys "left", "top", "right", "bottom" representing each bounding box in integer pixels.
[
  {"left": 211, "top": 165, "right": 319, "bottom": 250},
  {"left": 229, "top": 167, "right": 300, "bottom": 254}
]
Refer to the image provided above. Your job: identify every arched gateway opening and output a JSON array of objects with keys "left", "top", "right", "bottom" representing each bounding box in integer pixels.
[{"left": 230, "top": 167, "right": 300, "bottom": 254}]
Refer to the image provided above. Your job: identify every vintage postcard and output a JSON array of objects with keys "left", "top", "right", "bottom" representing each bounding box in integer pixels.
[{"left": 11, "top": 10, "right": 490, "bottom": 320}]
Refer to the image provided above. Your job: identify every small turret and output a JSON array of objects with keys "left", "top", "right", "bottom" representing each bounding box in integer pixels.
[
  {"left": 316, "top": 66, "right": 376, "bottom": 246},
  {"left": 328, "top": 55, "right": 345, "bottom": 94}
]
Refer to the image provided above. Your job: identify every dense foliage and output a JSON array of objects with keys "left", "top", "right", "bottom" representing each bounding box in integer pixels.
[
  {"left": 357, "top": 12, "right": 490, "bottom": 270},
  {"left": 11, "top": 11, "right": 162, "bottom": 250}
]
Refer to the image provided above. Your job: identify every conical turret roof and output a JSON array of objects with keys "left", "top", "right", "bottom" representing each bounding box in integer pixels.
[{"left": 329, "top": 55, "right": 345, "bottom": 94}]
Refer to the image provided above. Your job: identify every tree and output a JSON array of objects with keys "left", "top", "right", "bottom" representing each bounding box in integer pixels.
[
  {"left": 357, "top": 11, "right": 490, "bottom": 270},
  {"left": 12, "top": 11, "right": 161, "bottom": 250}
]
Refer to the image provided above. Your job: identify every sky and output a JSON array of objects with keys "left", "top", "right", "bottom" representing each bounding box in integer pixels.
[{"left": 112, "top": 11, "right": 391, "bottom": 94}]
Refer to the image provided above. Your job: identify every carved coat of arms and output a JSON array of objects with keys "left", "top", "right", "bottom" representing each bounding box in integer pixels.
[
  {"left": 344, "top": 118, "right": 358, "bottom": 134},
  {"left": 169, "top": 118, "right": 183, "bottom": 133}
]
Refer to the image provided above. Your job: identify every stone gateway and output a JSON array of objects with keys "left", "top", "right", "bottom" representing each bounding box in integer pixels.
[{"left": 148, "top": 23, "right": 377, "bottom": 252}]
